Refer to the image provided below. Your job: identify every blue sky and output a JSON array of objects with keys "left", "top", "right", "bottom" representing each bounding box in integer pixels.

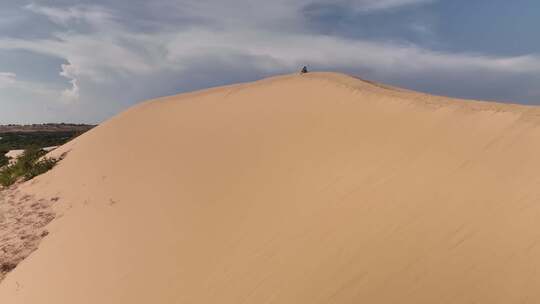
[{"left": 1, "top": 0, "right": 540, "bottom": 123}]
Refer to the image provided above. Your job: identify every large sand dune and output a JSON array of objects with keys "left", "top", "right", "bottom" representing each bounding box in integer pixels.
[{"left": 1, "top": 72, "right": 540, "bottom": 303}]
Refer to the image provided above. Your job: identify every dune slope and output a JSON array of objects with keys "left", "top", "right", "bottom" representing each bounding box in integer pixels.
[{"left": 1, "top": 72, "right": 540, "bottom": 303}]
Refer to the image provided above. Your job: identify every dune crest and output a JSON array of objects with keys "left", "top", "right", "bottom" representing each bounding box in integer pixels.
[{"left": 1, "top": 72, "right": 540, "bottom": 303}]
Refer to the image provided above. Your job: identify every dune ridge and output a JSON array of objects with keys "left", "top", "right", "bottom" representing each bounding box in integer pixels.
[{"left": 1, "top": 72, "right": 540, "bottom": 303}]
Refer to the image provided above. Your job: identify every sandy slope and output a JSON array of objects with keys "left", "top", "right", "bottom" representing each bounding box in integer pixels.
[
  {"left": 0, "top": 189, "right": 55, "bottom": 282},
  {"left": 1, "top": 72, "right": 540, "bottom": 303}
]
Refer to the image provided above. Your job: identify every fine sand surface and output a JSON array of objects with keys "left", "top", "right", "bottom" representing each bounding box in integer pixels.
[{"left": 1, "top": 72, "right": 540, "bottom": 303}]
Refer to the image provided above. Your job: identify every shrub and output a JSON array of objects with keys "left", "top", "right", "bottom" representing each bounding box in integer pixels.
[
  {"left": 0, "top": 166, "right": 18, "bottom": 187},
  {"left": 0, "top": 146, "right": 59, "bottom": 187},
  {"left": 24, "top": 157, "right": 58, "bottom": 181},
  {"left": 0, "top": 151, "right": 8, "bottom": 168}
]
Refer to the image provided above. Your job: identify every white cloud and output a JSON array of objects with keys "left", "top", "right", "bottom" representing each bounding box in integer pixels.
[
  {"left": 24, "top": 3, "right": 114, "bottom": 28},
  {"left": 0, "top": 32, "right": 158, "bottom": 82},
  {"left": 162, "top": 29, "right": 540, "bottom": 76},
  {"left": 0, "top": 72, "right": 17, "bottom": 88},
  {"left": 60, "top": 62, "right": 80, "bottom": 103}
]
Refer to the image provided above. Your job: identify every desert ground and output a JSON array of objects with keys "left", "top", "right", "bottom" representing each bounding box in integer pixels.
[
  {"left": 0, "top": 188, "right": 55, "bottom": 282},
  {"left": 1, "top": 72, "right": 540, "bottom": 303}
]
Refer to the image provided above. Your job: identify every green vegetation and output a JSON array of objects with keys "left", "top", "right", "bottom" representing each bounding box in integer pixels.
[
  {"left": 0, "top": 124, "right": 91, "bottom": 187},
  {"left": 0, "top": 147, "right": 59, "bottom": 187},
  {"left": 0, "top": 131, "right": 83, "bottom": 151},
  {"left": 0, "top": 151, "right": 7, "bottom": 168}
]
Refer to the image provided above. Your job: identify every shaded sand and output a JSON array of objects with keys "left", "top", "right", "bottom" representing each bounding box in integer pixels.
[
  {"left": 0, "top": 188, "right": 55, "bottom": 282},
  {"left": 2, "top": 72, "right": 540, "bottom": 303},
  {"left": 3, "top": 150, "right": 22, "bottom": 164}
]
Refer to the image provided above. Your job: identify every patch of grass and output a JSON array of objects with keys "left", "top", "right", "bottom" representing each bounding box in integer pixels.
[{"left": 0, "top": 146, "right": 59, "bottom": 188}]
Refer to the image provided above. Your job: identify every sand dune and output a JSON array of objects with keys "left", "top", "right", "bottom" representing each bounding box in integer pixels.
[{"left": 1, "top": 72, "right": 540, "bottom": 303}]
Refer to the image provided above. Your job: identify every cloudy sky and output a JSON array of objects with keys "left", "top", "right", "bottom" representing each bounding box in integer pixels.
[{"left": 1, "top": 0, "right": 540, "bottom": 123}]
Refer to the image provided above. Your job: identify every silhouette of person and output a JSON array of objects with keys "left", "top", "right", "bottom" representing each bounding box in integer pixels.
[{"left": 300, "top": 66, "right": 308, "bottom": 74}]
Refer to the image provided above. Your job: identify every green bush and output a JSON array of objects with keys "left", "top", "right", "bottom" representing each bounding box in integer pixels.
[
  {"left": 0, "top": 151, "right": 8, "bottom": 168},
  {"left": 24, "top": 157, "right": 58, "bottom": 181},
  {"left": 0, "top": 146, "right": 59, "bottom": 187},
  {"left": 0, "top": 165, "right": 17, "bottom": 187}
]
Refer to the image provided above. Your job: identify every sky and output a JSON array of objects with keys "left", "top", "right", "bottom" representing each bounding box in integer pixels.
[{"left": 1, "top": 0, "right": 540, "bottom": 124}]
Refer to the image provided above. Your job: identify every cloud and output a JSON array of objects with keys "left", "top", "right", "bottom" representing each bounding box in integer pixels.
[
  {"left": 349, "top": 0, "right": 435, "bottom": 11},
  {"left": 0, "top": 72, "right": 17, "bottom": 88},
  {"left": 0, "top": 70, "right": 65, "bottom": 111},
  {"left": 161, "top": 28, "right": 540, "bottom": 78},
  {"left": 144, "top": 0, "right": 436, "bottom": 31},
  {"left": 9, "top": 2, "right": 447, "bottom": 84},
  {"left": 1, "top": 1, "right": 540, "bottom": 111},
  {"left": 13, "top": 2, "right": 539, "bottom": 81},
  {"left": 2, "top": 0, "right": 540, "bottom": 123},
  {"left": 3, "top": 22, "right": 540, "bottom": 88},
  {"left": 5, "top": 2, "right": 540, "bottom": 84},
  {"left": 60, "top": 62, "right": 80, "bottom": 103},
  {"left": 24, "top": 3, "right": 114, "bottom": 27}
]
